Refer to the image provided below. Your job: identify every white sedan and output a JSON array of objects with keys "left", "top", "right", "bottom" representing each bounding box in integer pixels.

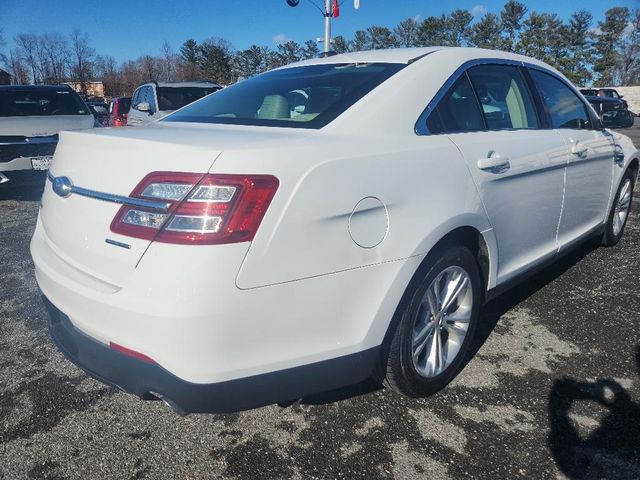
[{"left": 31, "top": 47, "right": 638, "bottom": 414}]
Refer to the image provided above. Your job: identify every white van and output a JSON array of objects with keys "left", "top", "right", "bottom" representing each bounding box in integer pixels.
[{"left": 127, "top": 81, "right": 221, "bottom": 127}]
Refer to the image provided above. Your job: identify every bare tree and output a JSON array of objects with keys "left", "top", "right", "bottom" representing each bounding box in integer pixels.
[
  {"left": 160, "top": 40, "right": 179, "bottom": 81},
  {"left": 0, "top": 29, "right": 7, "bottom": 68},
  {"left": 7, "top": 49, "right": 29, "bottom": 84},
  {"left": 69, "top": 30, "right": 95, "bottom": 93},
  {"left": 39, "top": 33, "right": 70, "bottom": 83},
  {"left": 14, "top": 34, "right": 40, "bottom": 83}
]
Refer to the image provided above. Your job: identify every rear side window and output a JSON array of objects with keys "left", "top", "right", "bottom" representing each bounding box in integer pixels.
[
  {"left": 467, "top": 65, "right": 539, "bottom": 130},
  {"left": 156, "top": 87, "right": 219, "bottom": 111},
  {"left": 426, "top": 74, "right": 485, "bottom": 134},
  {"left": 0, "top": 88, "right": 89, "bottom": 117},
  {"left": 164, "top": 63, "right": 405, "bottom": 129},
  {"left": 529, "top": 69, "right": 592, "bottom": 129}
]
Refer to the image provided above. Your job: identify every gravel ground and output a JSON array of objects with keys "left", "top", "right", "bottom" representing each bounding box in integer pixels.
[{"left": 1, "top": 125, "right": 639, "bottom": 480}]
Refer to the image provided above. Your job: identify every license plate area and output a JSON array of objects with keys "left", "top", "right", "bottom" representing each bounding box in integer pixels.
[{"left": 31, "top": 156, "right": 53, "bottom": 170}]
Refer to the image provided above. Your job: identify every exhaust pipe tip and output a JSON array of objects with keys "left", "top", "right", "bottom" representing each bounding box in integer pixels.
[{"left": 147, "top": 391, "right": 188, "bottom": 416}]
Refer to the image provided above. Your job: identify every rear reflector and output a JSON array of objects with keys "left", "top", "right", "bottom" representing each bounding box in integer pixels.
[
  {"left": 109, "top": 342, "right": 157, "bottom": 364},
  {"left": 110, "top": 172, "right": 279, "bottom": 245}
]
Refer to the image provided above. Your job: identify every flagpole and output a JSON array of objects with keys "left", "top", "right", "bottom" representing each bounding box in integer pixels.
[{"left": 324, "top": 0, "right": 331, "bottom": 54}]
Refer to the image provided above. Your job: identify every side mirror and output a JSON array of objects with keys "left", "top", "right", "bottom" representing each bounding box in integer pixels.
[
  {"left": 136, "top": 101, "right": 151, "bottom": 113},
  {"left": 601, "top": 110, "right": 635, "bottom": 129}
]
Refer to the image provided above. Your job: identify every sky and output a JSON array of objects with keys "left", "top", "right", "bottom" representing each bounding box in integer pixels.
[{"left": 1, "top": 0, "right": 637, "bottom": 61}]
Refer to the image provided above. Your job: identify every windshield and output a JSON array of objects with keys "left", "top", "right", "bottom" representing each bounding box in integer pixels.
[
  {"left": 157, "top": 86, "right": 221, "bottom": 111},
  {"left": 163, "top": 63, "right": 405, "bottom": 129},
  {"left": 0, "top": 88, "right": 89, "bottom": 117}
]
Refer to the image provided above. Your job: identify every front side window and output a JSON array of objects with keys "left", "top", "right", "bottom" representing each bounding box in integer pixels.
[
  {"left": 0, "top": 88, "right": 89, "bottom": 117},
  {"left": 529, "top": 69, "right": 591, "bottom": 129},
  {"left": 426, "top": 74, "right": 485, "bottom": 134},
  {"left": 132, "top": 88, "right": 142, "bottom": 107},
  {"left": 467, "top": 65, "right": 539, "bottom": 130},
  {"left": 164, "top": 63, "right": 405, "bottom": 129}
]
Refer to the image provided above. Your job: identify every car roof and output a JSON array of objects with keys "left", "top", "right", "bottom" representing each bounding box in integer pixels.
[
  {"left": 139, "top": 81, "right": 221, "bottom": 88},
  {"left": 583, "top": 95, "right": 620, "bottom": 103},
  {"left": 0, "top": 84, "right": 73, "bottom": 91},
  {"left": 280, "top": 46, "right": 551, "bottom": 70}
]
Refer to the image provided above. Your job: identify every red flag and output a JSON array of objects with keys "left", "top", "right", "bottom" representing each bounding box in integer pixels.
[{"left": 332, "top": 0, "right": 339, "bottom": 18}]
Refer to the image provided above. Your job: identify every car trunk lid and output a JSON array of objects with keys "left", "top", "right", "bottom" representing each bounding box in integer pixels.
[{"left": 39, "top": 127, "right": 221, "bottom": 287}]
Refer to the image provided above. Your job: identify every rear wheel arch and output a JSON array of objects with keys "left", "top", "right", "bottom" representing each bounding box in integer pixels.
[
  {"left": 374, "top": 225, "right": 491, "bottom": 379},
  {"left": 374, "top": 226, "right": 488, "bottom": 385},
  {"left": 629, "top": 158, "right": 639, "bottom": 178}
]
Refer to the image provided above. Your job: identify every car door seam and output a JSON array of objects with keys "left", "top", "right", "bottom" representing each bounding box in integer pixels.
[{"left": 554, "top": 157, "right": 568, "bottom": 253}]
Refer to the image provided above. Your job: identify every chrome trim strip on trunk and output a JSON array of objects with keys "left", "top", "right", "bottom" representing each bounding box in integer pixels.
[
  {"left": 46, "top": 171, "right": 171, "bottom": 212},
  {"left": 0, "top": 135, "right": 58, "bottom": 145}
]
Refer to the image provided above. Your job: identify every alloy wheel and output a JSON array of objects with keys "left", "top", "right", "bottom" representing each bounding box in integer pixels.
[
  {"left": 411, "top": 266, "right": 473, "bottom": 378},
  {"left": 613, "top": 179, "right": 632, "bottom": 237}
]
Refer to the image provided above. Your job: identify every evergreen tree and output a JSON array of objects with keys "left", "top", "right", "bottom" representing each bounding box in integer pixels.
[
  {"left": 301, "top": 40, "right": 320, "bottom": 59},
  {"left": 365, "top": 26, "right": 398, "bottom": 50},
  {"left": 448, "top": 10, "right": 473, "bottom": 46},
  {"left": 332, "top": 35, "right": 349, "bottom": 54},
  {"left": 500, "top": 1, "right": 528, "bottom": 51},
  {"left": 394, "top": 17, "right": 420, "bottom": 47},
  {"left": 563, "top": 10, "right": 594, "bottom": 85},
  {"left": 418, "top": 15, "right": 450, "bottom": 46},
  {"left": 593, "top": 7, "right": 630, "bottom": 85},
  {"left": 468, "top": 13, "right": 504, "bottom": 50}
]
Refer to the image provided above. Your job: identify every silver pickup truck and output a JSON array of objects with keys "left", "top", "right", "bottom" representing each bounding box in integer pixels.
[{"left": 0, "top": 85, "right": 95, "bottom": 184}]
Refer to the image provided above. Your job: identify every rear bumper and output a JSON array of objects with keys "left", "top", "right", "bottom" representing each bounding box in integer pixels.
[{"left": 45, "top": 296, "right": 380, "bottom": 414}]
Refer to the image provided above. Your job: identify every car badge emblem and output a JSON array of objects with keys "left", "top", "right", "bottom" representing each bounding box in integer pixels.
[{"left": 52, "top": 176, "right": 73, "bottom": 198}]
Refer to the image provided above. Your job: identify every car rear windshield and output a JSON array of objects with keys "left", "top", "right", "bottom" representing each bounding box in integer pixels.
[
  {"left": 163, "top": 63, "right": 405, "bottom": 129},
  {"left": 157, "top": 87, "right": 221, "bottom": 111},
  {"left": 0, "top": 88, "right": 89, "bottom": 117}
]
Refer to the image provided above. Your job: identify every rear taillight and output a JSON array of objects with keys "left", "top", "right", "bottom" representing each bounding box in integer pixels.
[{"left": 110, "top": 172, "right": 279, "bottom": 245}]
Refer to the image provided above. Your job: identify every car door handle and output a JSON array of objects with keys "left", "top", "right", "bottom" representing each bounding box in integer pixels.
[
  {"left": 477, "top": 153, "right": 510, "bottom": 172},
  {"left": 571, "top": 143, "right": 588, "bottom": 155}
]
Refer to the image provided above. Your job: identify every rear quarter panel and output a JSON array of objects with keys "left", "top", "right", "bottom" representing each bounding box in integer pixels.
[{"left": 211, "top": 134, "right": 492, "bottom": 289}]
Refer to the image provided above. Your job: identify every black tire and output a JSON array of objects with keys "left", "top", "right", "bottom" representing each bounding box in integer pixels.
[
  {"left": 380, "top": 245, "right": 482, "bottom": 397},
  {"left": 602, "top": 169, "right": 636, "bottom": 247}
]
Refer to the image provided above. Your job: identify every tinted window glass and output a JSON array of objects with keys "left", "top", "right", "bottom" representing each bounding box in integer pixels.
[
  {"left": 118, "top": 98, "right": 131, "bottom": 113},
  {"left": 468, "top": 65, "right": 538, "bottom": 130},
  {"left": 0, "top": 88, "right": 89, "bottom": 117},
  {"left": 529, "top": 70, "right": 591, "bottom": 129},
  {"left": 427, "top": 74, "right": 485, "bottom": 134},
  {"left": 164, "top": 63, "right": 405, "bottom": 129},
  {"left": 157, "top": 86, "right": 220, "bottom": 111}
]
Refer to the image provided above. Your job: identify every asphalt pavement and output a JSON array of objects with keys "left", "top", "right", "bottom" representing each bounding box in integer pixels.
[{"left": 1, "top": 125, "right": 639, "bottom": 479}]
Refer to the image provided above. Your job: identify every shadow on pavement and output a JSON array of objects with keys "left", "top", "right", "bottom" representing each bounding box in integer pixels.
[
  {"left": 470, "top": 236, "right": 600, "bottom": 359},
  {"left": 297, "top": 236, "right": 602, "bottom": 408},
  {"left": 547, "top": 346, "right": 640, "bottom": 478},
  {"left": 0, "top": 171, "right": 47, "bottom": 202}
]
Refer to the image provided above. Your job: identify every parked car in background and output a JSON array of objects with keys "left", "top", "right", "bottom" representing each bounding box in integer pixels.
[
  {"left": 108, "top": 97, "right": 131, "bottom": 127},
  {"left": 581, "top": 88, "right": 628, "bottom": 110},
  {"left": 87, "top": 101, "right": 109, "bottom": 126},
  {"left": 127, "top": 81, "right": 221, "bottom": 127},
  {"left": 579, "top": 88, "right": 598, "bottom": 97},
  {"left": 34, "top": 48, "right": 638, "bottom": 414},
  {"left": 0, "top": 85, "right": 94, "bottom": 184},
  {"left": 597, "top": 88, "right": 628, "bottom": 109},
  {"left": 584, "top": 94, "right": 634, "bottom": 128}
]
